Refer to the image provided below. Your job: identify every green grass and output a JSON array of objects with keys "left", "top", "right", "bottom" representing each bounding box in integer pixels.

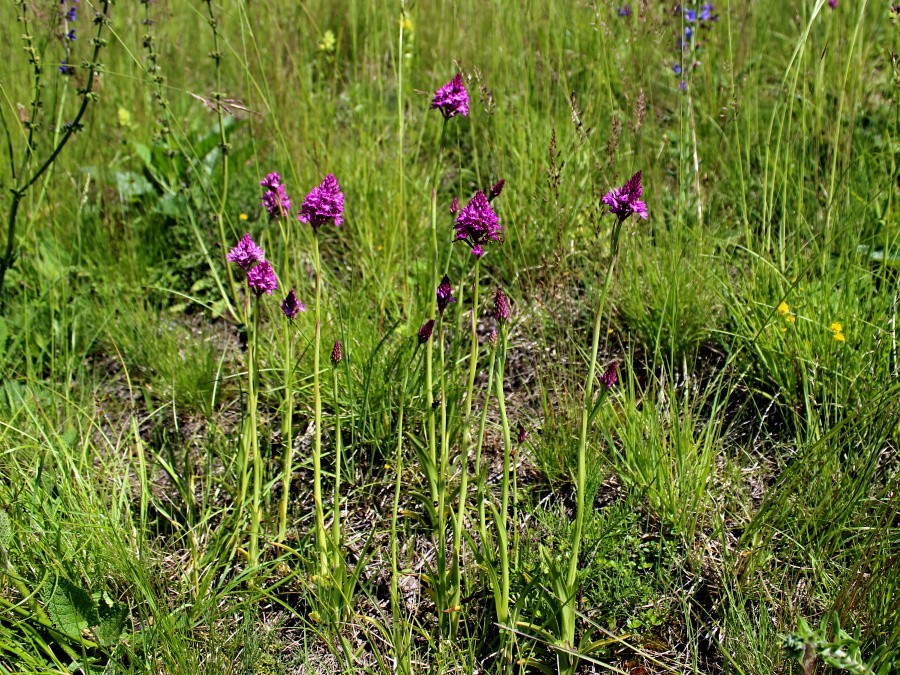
[{"left": 1, "top": 0, "right": 899, "bottom": 672}]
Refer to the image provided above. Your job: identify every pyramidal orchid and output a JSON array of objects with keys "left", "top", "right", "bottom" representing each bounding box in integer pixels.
[
  {"left": 226, "top": 232, "right": 265, "bottom": 271},
  {"left": 260, "top": 172, "right": 292, "bottom": 219},
  {"left": 418, "top": 319, "right": 435, "bottom": 344},
  {"left": 488, "top": 179, "right": 506, "bottom": 202},
  {"left": 599, "top": 362, "right": 619, "bottom": 389},
  {"left": 298, "top": 174, "right": 344, "bottom": 232},
  {"left": 281, "top": 288, "right": 305, "bottom": 319},
  {"left": 431, "top": 73, "right": 470, "bottom": 119},
  {"left": 602, "top": 171, "right": 649, "bottom": 222},
  {"left": 331, "top": 340, "right": 343, "bottom": 365},
  {"left": 494, "top": 288, "right": 510, "bottom": 324},
  {"left": 247, "top": 260, "right": 278, "bottom": 296},
  {"left": 454, "top": 191, "right": 502, "bottom": 257},
  {"left": 437, "top": 275, "right": 457, "bottom": 315}
]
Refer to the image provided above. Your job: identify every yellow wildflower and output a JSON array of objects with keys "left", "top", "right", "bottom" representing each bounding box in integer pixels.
[
  {"left": 116, "top": 107, "right": 133, "bottom": 129},
  {"left": 239, "top": 213, "right": 248, "bottom": 221},
  {"left": 318, "top": 30, "right": 336, "bottom": 53},
  {"left": 833, "top": 331, "right": 846, "bottom": 342},
  {"left": 400, "top": 16, "right": 414, "bottom": 32},
  {"left": 776, "top": 301, "right": 790, "bottom": 316},
  {"left": 785, "top": 315, "right": 795, "bottom": 323},
  {"left": 830, "top": 321, "right": 843, "bottom": 334}
]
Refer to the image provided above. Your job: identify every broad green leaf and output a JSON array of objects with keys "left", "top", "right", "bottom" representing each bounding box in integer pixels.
[
  {"left": 43, "top": 576, "right": 99, "bottom": 637},
  {"left": 95, "top": 599, "right": 128, "bottom": 647}
]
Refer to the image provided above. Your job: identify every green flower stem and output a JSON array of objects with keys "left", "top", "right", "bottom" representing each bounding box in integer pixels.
[
  {"left": 237, "top": 294, "right": 252, "bottom": 520},
  {"left": 494, "top": 323, "right": 512, "bottom": 627},
  {"left": 391, "top": 348, "right": 414, "bottom": 675},
  {"left": 277, "top": 320, "right": 294, "bottom": 542},
  {"left": 312, "top": 234, "right": 328, "bottom": 580},
  {"left": 331, "top": 362, "right": 343, "bottom": 566},
  {"left": 563, "top": 216, "right": 624, "bottom": 655},
  {"left": 450, "top": 256, "right": 480, "bottom": 623},
  {"left": 474, "top": 343, "right": 498, "bottom": 540},
  {"left": 248, "top": 299, "right": 262, "bottom": 569}
]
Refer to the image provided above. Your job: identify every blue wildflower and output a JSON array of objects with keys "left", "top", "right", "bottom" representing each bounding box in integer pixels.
[
  {"left": 684, "top": 8, "right": 697, "bottom": 22},
  {"left": 65, "top": 6, "right": 77, "bottom": 21},
  {"left": 618, "top": 4, "right": 631, "bottom": 16},
  {"left": 673, "top": 62, "right": 682, "bottom": 75}
]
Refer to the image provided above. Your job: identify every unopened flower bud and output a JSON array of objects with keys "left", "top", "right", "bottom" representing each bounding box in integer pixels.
[
  {"left": 517, "top": 424, "right": 528, "bottom": 444},
  {"left": 599, "top": 362, "right": 618, "bottom": 389},
  {"left": 418, "top": 319, "right": 435, "bottom": 344},
  {"left": 493, "top": 288, "right": 510, "bottom": 324}
]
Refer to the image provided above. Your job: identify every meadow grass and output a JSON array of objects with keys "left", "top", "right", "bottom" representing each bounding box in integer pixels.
[{"left": 1, "top": 0, "right": 899, "bottom": 673}]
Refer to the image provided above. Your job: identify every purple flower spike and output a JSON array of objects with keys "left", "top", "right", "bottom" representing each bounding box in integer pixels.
[
  {"left": 828, "top": 0, "right": 837, "bottom": 7},
  {"left": 436, "top": 275, "right": 457, "bottom": 314},
  {"left": 488, "top": 179, "right": 506, "bottom": 202},
  {"left": 281, "top": 288, "right": 305, "bottom": 319},
  {"left": 454, "top": 191, "right": 501, "bottom": 257},
  {"left": 431, "top": 73, "right": 470, "bottom": 119},
  {"left": 260, "top": 172, "right": 292, "bottom": 219},
  {"left": 602, "top": 171, "right": 649, "bottom": 222},
  {"left": 247, "top": 260, "right": 278, "bottom": 296},
  {"left": 493, "top": 288, "right": 510, "bottom": 324},
  {"left": 450, "top": 196, "right": 460, "bottom": 215},
  {"left": 600, "top": 362, "right": 618, "bottom": 390},
  {"left": 488, "top": 329, "right": 498, "bottom": 346},
  {"left": 617, "top": 4, "right": 631, "bottom": 16},
  {"left": 227, "top": 232, "right": 265, "bottom": 270},
  {"left": 331, "top": 340, "right": 343, "bottom": 365},
  {"left": 418, "top": 319, "right": 435, "bottom": 344},
  {"left": 298, "top": 174, "right": 344, "bottom": 232}
]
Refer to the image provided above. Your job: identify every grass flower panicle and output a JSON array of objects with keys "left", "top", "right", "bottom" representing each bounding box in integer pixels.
[
  {"left": 602, "top": 171, "right": 649, "bottom": 222},
  {"left": 247, "top": 260, "right": 277, "bottom": 296},
  {"left": 298, "top": 174, "right": 344, "bottom": 231},
  {"left": 431, "top": 73, "right": 470, "bottom": 119},
  {"left": 281, "top": 289, "right": 305, "bottom": 319},
  {"left": 260, "top": 172, "right": 292, "bottom": 219},
  {"left": 436, "top": 275, "right": 456, "bottom": 314},
  {"left": 489, "top": 179, "right": 506, "bottom": 202},
  {"left": 454, "top": 190, "right": 502, "bottom": 257},
  {"left": 226, "top": 233, "right": 265, "bottom": 270}
]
